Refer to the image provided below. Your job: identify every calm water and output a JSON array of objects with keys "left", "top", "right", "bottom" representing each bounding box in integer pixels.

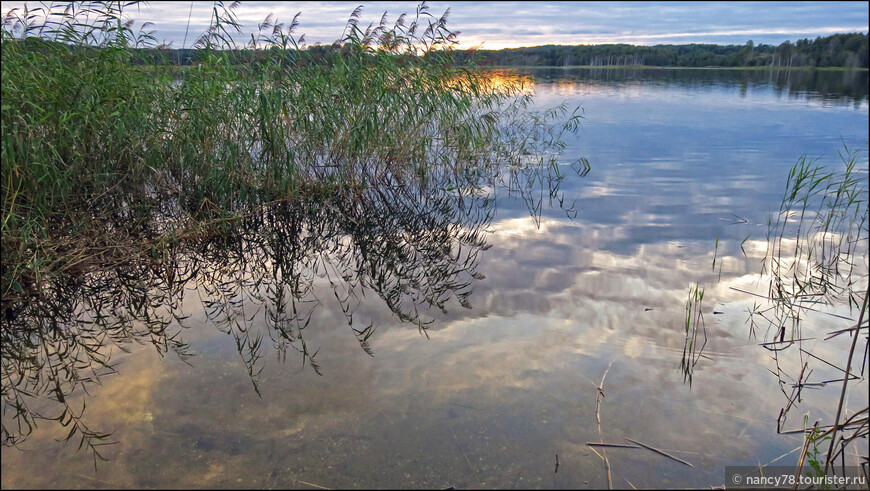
[{"left": 2, "top": 68, "right": 868, "bottom": 489}]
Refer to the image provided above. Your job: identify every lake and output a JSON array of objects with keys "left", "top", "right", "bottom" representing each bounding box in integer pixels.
[{"left": 2, "top": 68, "right": 867, "bottom": 489}]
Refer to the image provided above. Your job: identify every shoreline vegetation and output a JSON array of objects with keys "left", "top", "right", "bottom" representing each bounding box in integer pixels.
[
  {"left": 104, "top": 32, "right": 869, "bottom": 71},
  {"left": 0, "top": 1, "right": 584, "bottom": 305},
  {"left": 1, "top": 0, "right": 587, "bottom": 460},
  {"left": 721, "top": 147, "right": 867, "bottom": 482}
]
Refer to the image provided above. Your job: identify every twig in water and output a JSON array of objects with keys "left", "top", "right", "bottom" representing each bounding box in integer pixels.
[
  {"left": 798, "top": 348, "right": 856, "bottom": 376},
  {"left": 595, "top": 360, "right": 616, "bottom": 489},
  {"left": 624, "top": 438, "right": 694, "bottom": 468},
  {"left": 295, "top": 479, "right": 331, "bottom": 490},
  {"left": 586, "top": 442, "right": 640, "bottom": 449},
  {"left": 794, "top": 420, "right": 820, "bottom": 487},
  {"left": 596, "top": 361, "right": 614, "bottom": 425}
]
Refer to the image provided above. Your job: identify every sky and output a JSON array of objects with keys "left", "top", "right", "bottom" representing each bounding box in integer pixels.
[{"left": 1, "top": 1, "right": 867, "bottom": 49}]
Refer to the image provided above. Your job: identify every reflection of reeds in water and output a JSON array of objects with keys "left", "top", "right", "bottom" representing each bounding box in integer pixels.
[
  {"left": 760, "top": 146, "right": 867, "bottom": 340},
  {"left": 0, "top": 169, "right": 495, "bottom": 462},
  {"left": 680, "top": 284, "right": 708, "bottom": 387}
]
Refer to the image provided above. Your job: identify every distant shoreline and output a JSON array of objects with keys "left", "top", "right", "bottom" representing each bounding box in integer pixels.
[{"left": 488, "top": 65, "right": 870, "bottom": 72}]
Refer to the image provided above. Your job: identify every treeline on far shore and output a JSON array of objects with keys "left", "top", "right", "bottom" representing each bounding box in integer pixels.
[
  {"left": 7, "top": 31, "right": 867, "bottom": 70},
  {"left": 469, "top": 32, "right": 869, "bottom": 68},
  {"left": 123, "top": 32, "right": 867, "bottom": 69},
  {"left": 181, "top": 33, "right": 868, "bottom": 68}
]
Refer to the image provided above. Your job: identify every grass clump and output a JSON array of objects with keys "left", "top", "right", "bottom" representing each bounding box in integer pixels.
[
  {"left": 1, "top": 1, "right": 584, "bottom": 306},
  {"left": 744, "top": 144, "right": 868, "bottom": 477}
]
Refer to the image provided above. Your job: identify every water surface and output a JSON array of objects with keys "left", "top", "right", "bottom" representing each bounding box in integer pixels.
[{"left": 2, "top": 68, "right": 868, "bottom": 489}]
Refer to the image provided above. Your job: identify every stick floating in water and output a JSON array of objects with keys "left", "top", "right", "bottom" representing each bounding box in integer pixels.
[{"left": 624, "top": 438, "right": 694, "bottom": 468}]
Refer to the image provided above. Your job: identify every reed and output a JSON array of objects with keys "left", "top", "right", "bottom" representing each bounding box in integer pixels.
[
  {"left": 743, "top": 145, "right": 868, "bottom": 477},
  {"left": 1, "top": 1, "right": 585, "bottom": 308},
  {"left": 1, "top": 1, "right": 587, "bottom": 463}
]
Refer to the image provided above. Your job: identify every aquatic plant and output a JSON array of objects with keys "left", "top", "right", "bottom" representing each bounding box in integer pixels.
[
  {"left": 1, "top": 1, "right": 585, "bottom": 306},
  {"left": 1, "top": 1, "right": 587, "bottom": 463},
  {"left": 743, "top": 144, "right": 868, "bottom": 477}
]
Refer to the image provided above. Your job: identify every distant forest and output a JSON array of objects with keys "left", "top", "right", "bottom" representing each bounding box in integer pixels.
[
  {"left": 467, "top": 32, "right": 868, "bottom": 68},
  {"left": 79, "top": 31, "right": 870, "bottom": 69}
]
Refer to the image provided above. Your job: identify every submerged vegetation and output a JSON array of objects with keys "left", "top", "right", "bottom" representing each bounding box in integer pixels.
[
  {"left": 0, "top": 0, "right": 587, "bottom": 315},
  {"left": 1, "top": 1, "right": 587, "bottom": 461}
]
